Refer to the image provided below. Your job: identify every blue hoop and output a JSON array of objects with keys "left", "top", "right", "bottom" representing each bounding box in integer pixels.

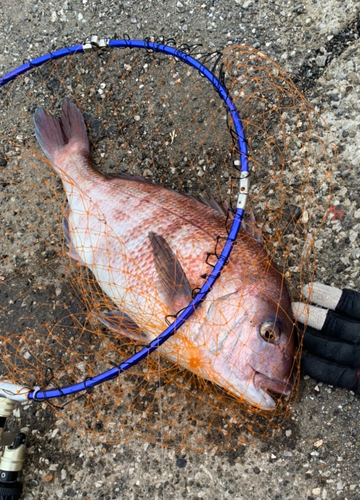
[{"left": 0, "top": 39, "right": 249, "bottom": 401}]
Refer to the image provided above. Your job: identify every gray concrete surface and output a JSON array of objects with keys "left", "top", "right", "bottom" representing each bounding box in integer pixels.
[{"left": 0, "top": 1, "right": 359, "bottom": 499}]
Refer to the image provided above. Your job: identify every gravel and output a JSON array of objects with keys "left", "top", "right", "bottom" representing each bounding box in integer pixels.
[{"left": 0, "top": 1, "right": 359, "bottom": 499}]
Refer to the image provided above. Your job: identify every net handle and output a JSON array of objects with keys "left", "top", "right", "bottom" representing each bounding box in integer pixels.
[{"left": 0, "top": 38, "right": 249, "bottom": 401}]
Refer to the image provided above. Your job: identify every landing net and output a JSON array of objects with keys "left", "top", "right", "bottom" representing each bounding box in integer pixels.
[{"left": 0, "top": 40, "right": 333, "bottom": 450}]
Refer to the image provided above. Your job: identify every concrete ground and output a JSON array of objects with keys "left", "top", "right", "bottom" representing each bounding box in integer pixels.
[{"left": 0, "top": 1, "right": 359, "bottom": 499}]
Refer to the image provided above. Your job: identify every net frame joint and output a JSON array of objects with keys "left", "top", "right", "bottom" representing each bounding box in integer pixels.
[
  {"left": 237, "top": 171, "right": 250, "bottom": 210},
  {"left": 83, "top": 35, "right": 109, "bottom": 53}
]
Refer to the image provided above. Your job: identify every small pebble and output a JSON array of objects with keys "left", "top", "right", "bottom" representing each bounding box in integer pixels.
[
  {"left": 315, "top": 55, "right": 327, "bottom": 67},
  {"left": 337, "top": 481, "right": 344, "bottom": 490}
]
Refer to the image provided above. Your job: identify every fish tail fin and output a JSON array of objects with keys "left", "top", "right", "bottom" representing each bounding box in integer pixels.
[
  {"left": 59, "top": 98, "right": 90, "bottom": 153},
  {"left": 34, "top": 107, "right": 65, "bottom": 163},
  {"left": 34, "top": 97, "right": 90, "bottom": 164}
]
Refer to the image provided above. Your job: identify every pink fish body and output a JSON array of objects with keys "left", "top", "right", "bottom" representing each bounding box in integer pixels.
[{"left": 34, "top": 98, "right": 295, "bottom": 410}]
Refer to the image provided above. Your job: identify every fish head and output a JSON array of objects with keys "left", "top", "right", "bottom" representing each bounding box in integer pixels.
[
  {"left": 241, "top": 284, "right": 296, "bottom": 410},
  {"left": 201, "top": 275, "right": 295, "bottom": 411}
]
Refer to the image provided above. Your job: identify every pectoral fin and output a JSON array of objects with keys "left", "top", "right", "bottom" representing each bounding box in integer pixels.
[
  {"left": 149, "top": 232, "right": 192, "bottom": 314},
  {"left": 96, "top": 310, "right": 150, "bottom": 343}
]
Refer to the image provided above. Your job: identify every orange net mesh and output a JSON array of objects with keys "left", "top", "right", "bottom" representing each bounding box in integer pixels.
[{"left": 0, "top": 43, "right": 334, "bottom": 450}]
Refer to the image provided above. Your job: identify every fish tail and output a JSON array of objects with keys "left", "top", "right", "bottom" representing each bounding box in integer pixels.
[{"left": 34, "top": 97, "right": 90, "bottom": 164}]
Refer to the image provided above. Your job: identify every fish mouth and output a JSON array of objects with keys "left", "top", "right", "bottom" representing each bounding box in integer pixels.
[
  {"left": 238, "top": 367, "right": 293, "bottom": 411},
  {"left": 254, "top": 372, "right": 293, "bottom": 397}
]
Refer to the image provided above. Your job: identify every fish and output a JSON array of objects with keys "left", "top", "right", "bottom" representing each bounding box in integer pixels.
[{"left": 33, "top": 98, "right": 295, "bottom": 411}]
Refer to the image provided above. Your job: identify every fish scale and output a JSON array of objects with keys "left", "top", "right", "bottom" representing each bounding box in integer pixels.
[{"left": 33, "top": 97, "right": 296, "bottom": 411}]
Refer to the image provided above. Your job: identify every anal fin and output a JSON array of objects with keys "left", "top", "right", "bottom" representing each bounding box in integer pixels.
[
  {"left": 96, "top": 310, "right": 150, "bottom": 343},
  {"left": 62, "top": 204, "right": 71, "bottom": 247},
  {"left": 67, "top": 249, "right": 85, "bottom": 265}
]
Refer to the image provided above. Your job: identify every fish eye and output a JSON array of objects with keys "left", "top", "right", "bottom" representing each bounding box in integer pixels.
[{"left": 260, "top": 322, "right": 280, "bottom": 344}]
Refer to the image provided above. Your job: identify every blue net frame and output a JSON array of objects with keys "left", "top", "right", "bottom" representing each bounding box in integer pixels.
[{"left": 0, "top": 39, "right": 249, "bottom": 401}]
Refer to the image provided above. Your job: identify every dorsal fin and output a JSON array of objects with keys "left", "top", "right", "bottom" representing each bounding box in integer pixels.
[
  {"left": 199, "top": 196, "right": 228, "bottom": 216},
  {"left": 242, "top": 210, "right": 263, "bottom": 244}
]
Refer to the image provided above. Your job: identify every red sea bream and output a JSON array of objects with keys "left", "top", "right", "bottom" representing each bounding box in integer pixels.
[{"left": 34, "top": 98, "right": 295, "bottom": 410}]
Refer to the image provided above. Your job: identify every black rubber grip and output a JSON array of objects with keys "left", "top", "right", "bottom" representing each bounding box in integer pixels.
[{"left": 0, "top": 482, "right": 23, "bottom": 500}]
